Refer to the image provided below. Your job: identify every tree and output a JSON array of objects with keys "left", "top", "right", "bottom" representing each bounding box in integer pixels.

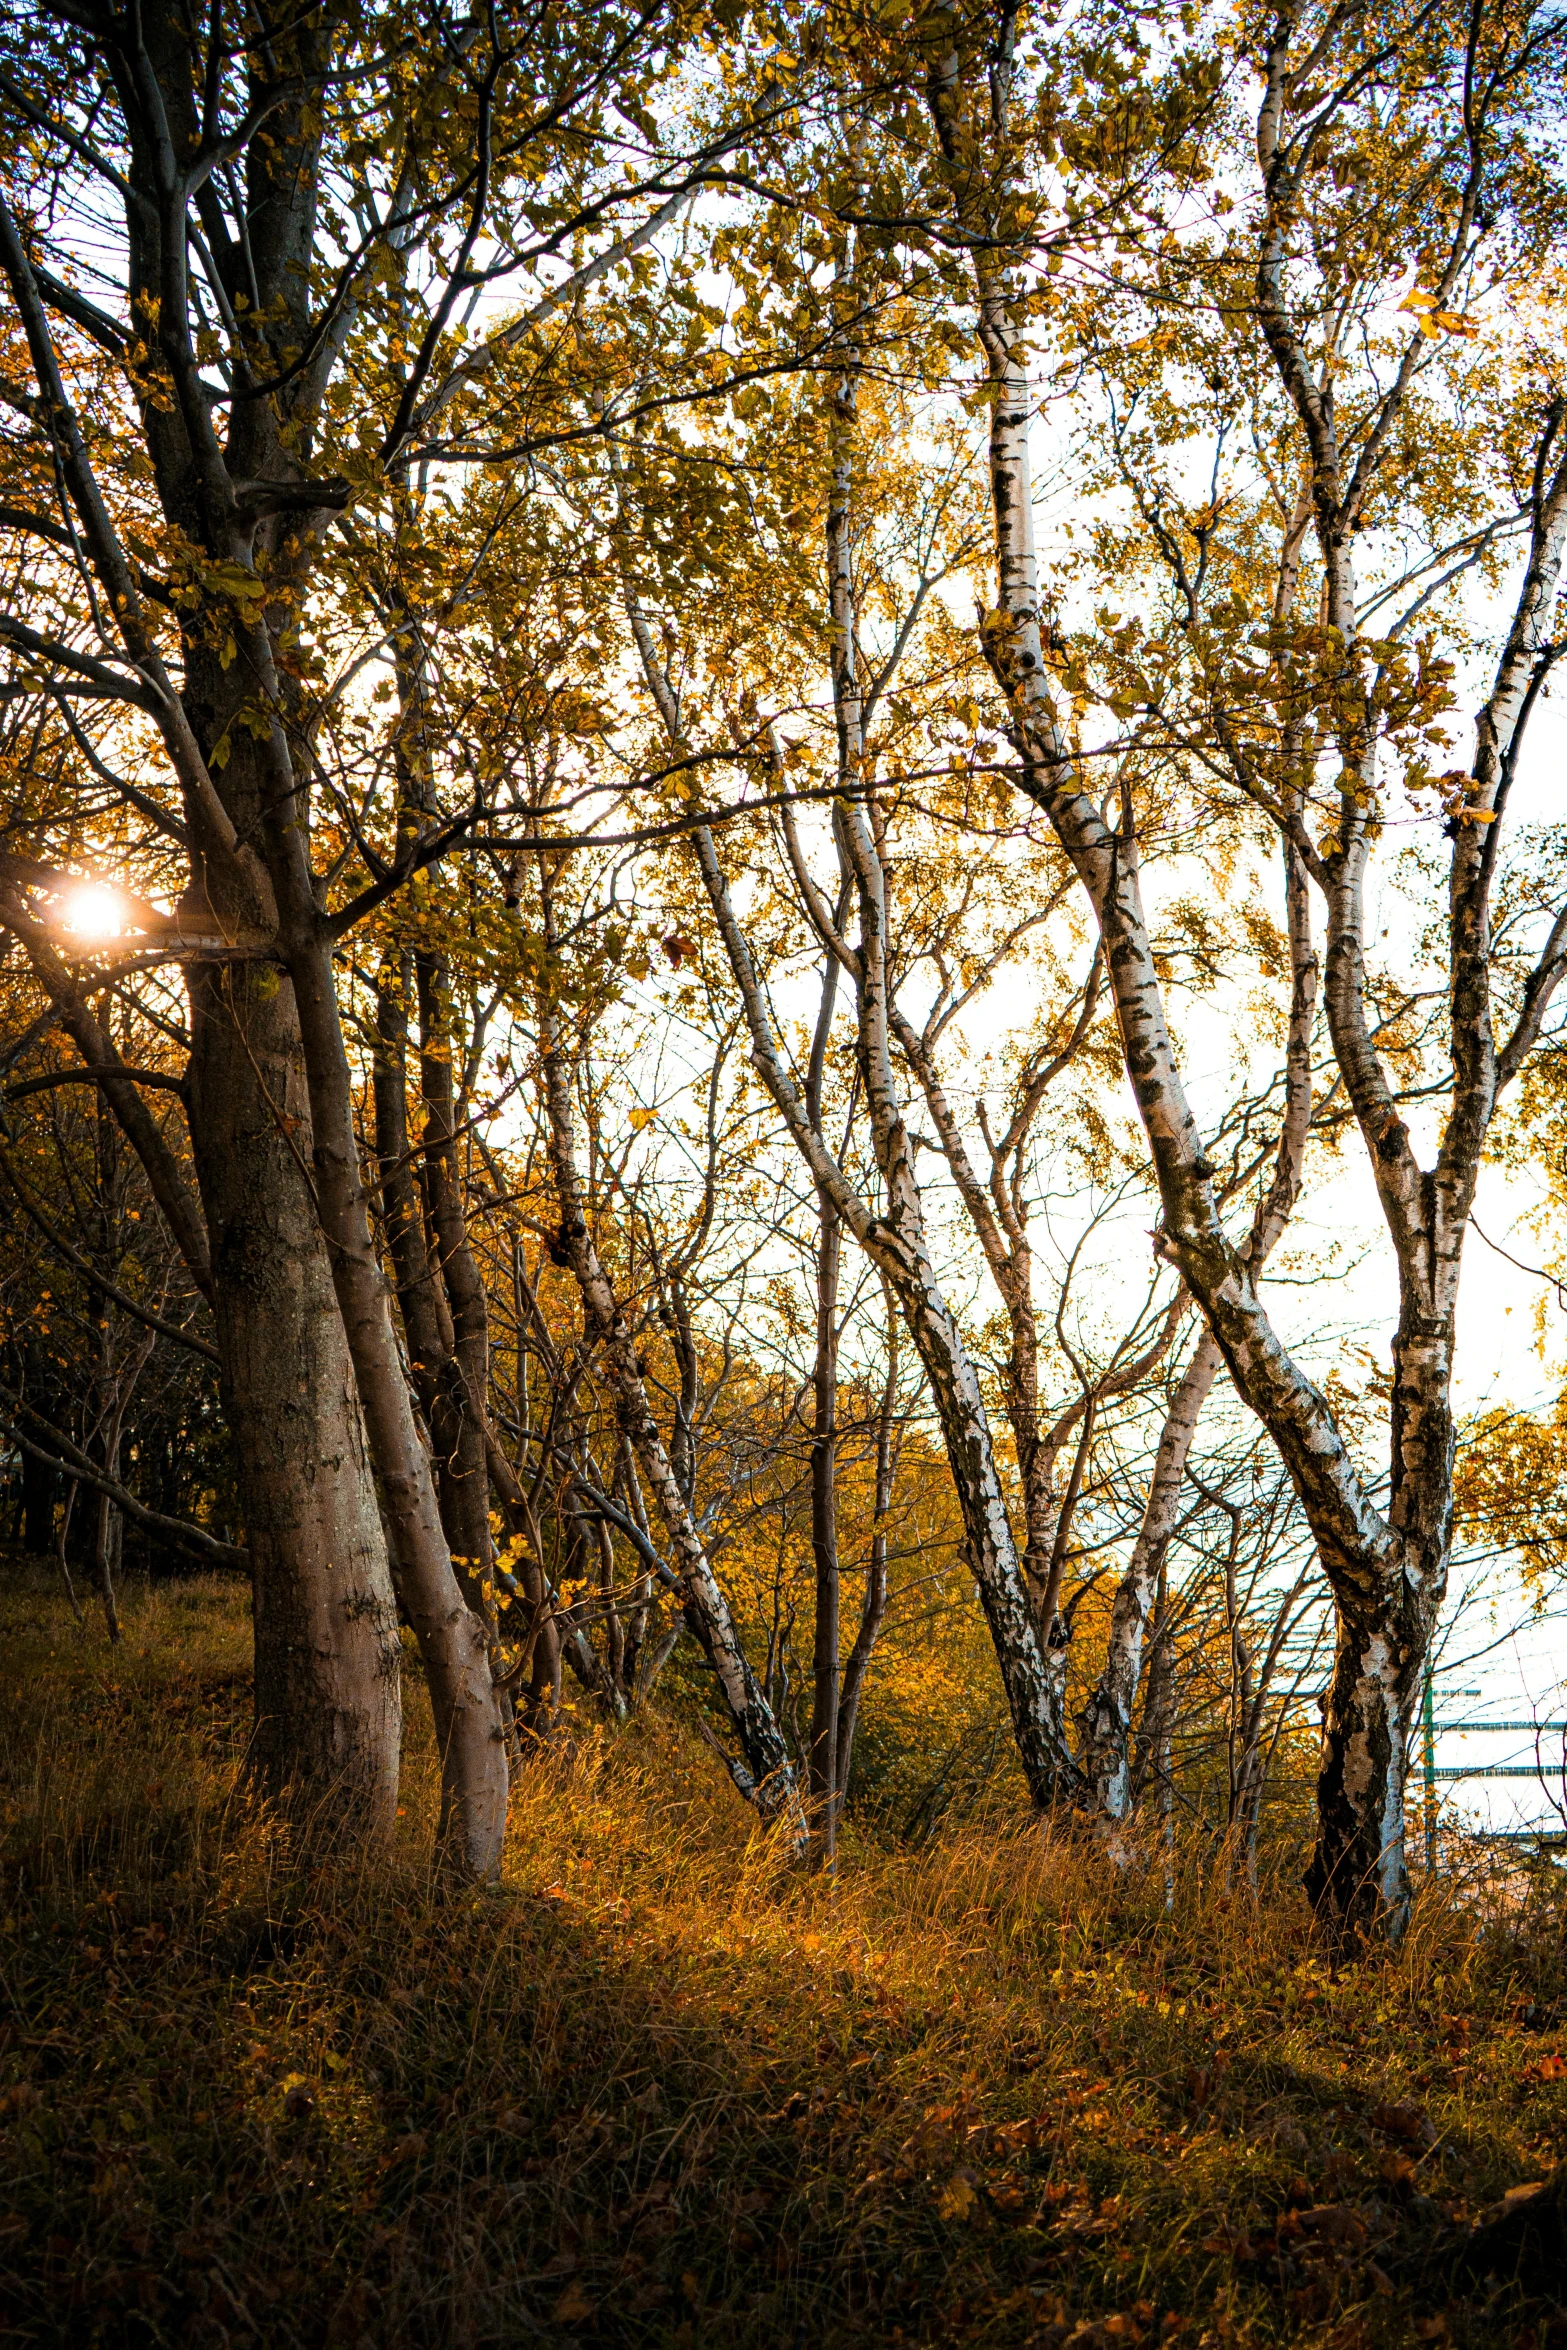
[
  {"left": 958, "top": 0, "right": 1567, "bottom": 1932},
  {"left": 0, "top": 0, "right": 793, "bottom": 1868},
  {"left": 581, "top": 47, "right": 1315, "bottom": 1837}
]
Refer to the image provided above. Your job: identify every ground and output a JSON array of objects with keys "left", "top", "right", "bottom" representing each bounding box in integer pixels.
[{"left": 0, "top": 1569, "right": 1563, "bottom": 2348}]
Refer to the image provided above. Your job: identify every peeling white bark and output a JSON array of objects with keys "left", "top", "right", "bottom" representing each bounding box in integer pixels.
[
  {"left": 957, "top": 21, "right": 1567, "bottom": 1933},
  {"left": 1081, "top": 831, "right": 1319, "bottom": 1832},
  {"left": 610, "top": 497, "right": 1075, "bottom": 1803}
]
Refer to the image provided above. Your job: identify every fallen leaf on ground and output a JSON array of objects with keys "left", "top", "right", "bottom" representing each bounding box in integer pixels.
[{"left": 938, "top": 2169, "right": 980, "bottom": 2220}]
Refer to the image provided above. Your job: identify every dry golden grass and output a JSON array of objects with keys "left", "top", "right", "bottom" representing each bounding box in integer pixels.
[{"left": 1, "top": 1568, "right": 1563, "bottom": 2348}]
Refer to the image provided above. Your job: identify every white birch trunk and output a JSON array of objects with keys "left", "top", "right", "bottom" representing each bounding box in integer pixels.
[
  {"left": 958, "top": 29, "right": 1567, "bottom": 1929},
  {"left": 1080, "top": 833, "right": 1319, "bottom": 1833},
  {"left": 612, "top": 551, "right": 1077, "bottom": 1806}
]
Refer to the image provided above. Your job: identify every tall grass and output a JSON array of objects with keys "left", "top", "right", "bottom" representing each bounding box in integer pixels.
[{"left": 1, "top": 1569, "right": 1562, "bottom": 2347}]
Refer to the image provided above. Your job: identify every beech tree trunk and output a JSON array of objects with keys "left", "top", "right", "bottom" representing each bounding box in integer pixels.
[
  {"left": 0, "top": 0, "right": 706, "bottom": 1872},
  {"left": 3, "top": 858, "right": 406, "bottom": 1831},
  {"left": 252, "top": 776, "right": 508, "bottom": 1878},
  {"left": 0, "top": 11, "right": 417, "bottom": 1848},
  {"left": 189, "top": 962, "right": 403, "bottom": 1836}
]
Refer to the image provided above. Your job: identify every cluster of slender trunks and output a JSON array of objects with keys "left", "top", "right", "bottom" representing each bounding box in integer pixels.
[{"left": 8, "top": 1, "right": 1564, "bottom": 1938}]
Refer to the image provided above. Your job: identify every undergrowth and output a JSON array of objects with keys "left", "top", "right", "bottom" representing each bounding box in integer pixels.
[{"left": 1, "top": 1570, "right": 1563, "bottom": 2349}]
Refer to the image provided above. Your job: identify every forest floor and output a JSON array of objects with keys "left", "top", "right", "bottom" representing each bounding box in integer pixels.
[{"left": 0, "top": 1570, "right": 1563, "bottom": 2350}]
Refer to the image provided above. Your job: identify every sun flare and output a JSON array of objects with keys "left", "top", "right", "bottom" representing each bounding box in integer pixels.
[{"left": 62, "top": 884, "right": 125, "bottom": 941}]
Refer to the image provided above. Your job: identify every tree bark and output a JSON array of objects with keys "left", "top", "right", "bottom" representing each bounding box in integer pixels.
[
  {"left": 804, "top": 940, "right": 845, "bottom": 1850},
  {"left": 373, "top": 955, "right": 496, "bottom": 1630},
  {"left": 808, "top": 1193, "right": 842, "bottom": 1846},
  {"left": 251, "top": 766, "right": 507, "bottom": 1878},
  {"left": 1079, "top": 1330, "right": 1221, "bottom": 1835},
  {"left": 834, "top": 1284, "right": 898, "bottom": 1828},
  {"left": 188, "top": 961, "right": 403, "bottom": 1836},
  {"left": 1079, "top": 828, "right": 1318, "bottom": 1833},
  {"left": 951, "top": 73, "right": 1479, "bottom": 1927},
  {"left": 691, "top": 804, "right": 1075, "bottom": 1807},
  {"left": 417, "top": 955, "right": 497, "bottom": 1613},
  {"left": 0, "top": 912, "right": 401, "bottom": 1817},
  {"left": 0, "top": 13, "right": 415, "bottom": 1848},
  {"left": 610, "top": 442, "right": 1075, "bottom": 1810}
]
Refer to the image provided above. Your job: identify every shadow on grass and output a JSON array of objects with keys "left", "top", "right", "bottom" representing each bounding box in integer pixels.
[{"left": 2, "top": 1570, "right": 1564, "bottom": 2348}]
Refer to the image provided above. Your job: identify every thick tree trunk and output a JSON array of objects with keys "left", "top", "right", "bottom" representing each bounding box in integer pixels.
[
  {"left": 261, "top": 835, "right": 508, "bottom": 1878},
  {"left": 0, "top": 34, "right": 412, "bottom": 1847},
  {"left": 188, "top": 963, "right": 402, "bottom": 1838},
  {"left": 1303, "top": 1578, "right": 1426, "bottom": 1927},
  {"left": 0, "top": 0, "right": 535, "bottom": 1872}
]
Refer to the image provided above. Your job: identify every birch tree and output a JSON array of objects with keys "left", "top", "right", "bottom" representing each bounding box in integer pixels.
[
  {"left": 927, "top": 0, "right": 1567, "bottom": 1932},
  {"left": 579, "top": 74, "right": 1314, "bottom": 1830}
]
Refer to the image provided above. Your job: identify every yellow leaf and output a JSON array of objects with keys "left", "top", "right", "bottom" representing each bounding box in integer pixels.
[
  {"left": 629, "top": 1107, "right": 656, "bottom": 1131},
  {"left": 937, "top": 2170, "right": 979, "bottom": 2220}
]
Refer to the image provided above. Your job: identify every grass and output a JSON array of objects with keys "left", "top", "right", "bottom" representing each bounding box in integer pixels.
[{"left": 0, "top": 1568, "right": 1564, "bottom": 2349}]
